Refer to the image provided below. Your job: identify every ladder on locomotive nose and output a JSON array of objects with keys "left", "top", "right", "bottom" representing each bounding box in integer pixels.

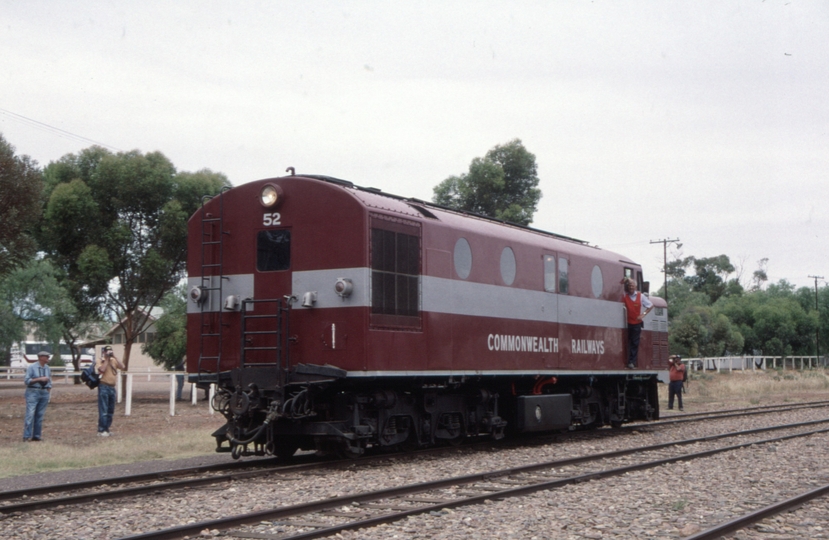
[
  {"left": 197, "top": 187, "right": 231, "bottom": 380},
  {"left": 239, "top": 298, "right": 292, "bottom": 395}
]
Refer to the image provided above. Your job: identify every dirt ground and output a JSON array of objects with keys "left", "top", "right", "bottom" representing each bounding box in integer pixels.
[
  {"left": 6, "top": 370, "right": 829, "bottom": 447},
  {"left": 0, "top": 374, "right": 224, "bottom": 447}
]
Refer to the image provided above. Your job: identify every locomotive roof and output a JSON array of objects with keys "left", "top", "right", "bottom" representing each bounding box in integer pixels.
[{"left": 299, "top": 174, "right": 590, "bottom": 246}]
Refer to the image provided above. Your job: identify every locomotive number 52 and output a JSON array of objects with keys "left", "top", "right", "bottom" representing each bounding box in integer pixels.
[{"left": 262, "top": 212, "right": 281, "bottom": 226}]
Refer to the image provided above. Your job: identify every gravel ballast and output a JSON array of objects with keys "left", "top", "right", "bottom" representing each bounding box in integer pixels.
[{"left": 4, "top": 405, "right": 829, "bottom": 539}]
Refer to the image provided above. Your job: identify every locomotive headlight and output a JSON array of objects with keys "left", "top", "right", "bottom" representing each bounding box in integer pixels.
[
  {"left": 334, "top": 278, "right": 353, "bottom": 298},
  {"left": 189, "top": 286, "right": 207, "bottom": 304},
  {"left": 260, "top": 184, "right": 283, "bottom": 208}
]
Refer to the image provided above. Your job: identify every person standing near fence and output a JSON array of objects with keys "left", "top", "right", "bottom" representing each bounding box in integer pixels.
[
  {"left": 23, "top": 351, "right": 52, "bottom": 441},
  {"left": 97, "top": 346, "right": 125, "bottom": 437},
  {"left": 174, "top": 359, "right": 185, "bottom": 401},
  {"left": 668, "top": 355, "right": 686, "bottom": 411}
]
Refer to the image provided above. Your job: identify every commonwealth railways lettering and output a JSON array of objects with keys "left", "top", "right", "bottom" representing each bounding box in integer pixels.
[
  {"left": 487, "top": 334, "right": 559, "bottom": 353},
  {"left": 571, "top": 339, "right": 605, "bottom": 355}
]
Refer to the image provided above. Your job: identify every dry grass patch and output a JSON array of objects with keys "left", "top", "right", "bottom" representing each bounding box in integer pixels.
[
  {"left": 0, "top": 429, "right": 216, "bottom": 478},
  {"left": 661, "top": 368, "right": 829, "bottom": 409},
  {"left": 0, "top": 381, "right": 225, "bottom": 478}
]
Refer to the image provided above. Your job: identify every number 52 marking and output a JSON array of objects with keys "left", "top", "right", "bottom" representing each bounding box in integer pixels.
[{"left": 263, "top": 212, "right": 281, "bottom": 226}]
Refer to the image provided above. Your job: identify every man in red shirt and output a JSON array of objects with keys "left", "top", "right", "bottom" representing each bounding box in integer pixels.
[
  {"left": 668, "top": 355, "right": 686, "bottom": 411},
  {"left": 621, "top": 278, "right": 653, "bottom": 369}
]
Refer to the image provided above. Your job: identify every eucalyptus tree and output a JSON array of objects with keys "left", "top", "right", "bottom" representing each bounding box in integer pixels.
[
  {"left": 39, "top": 147, "right": 230, "bottom": 370},
  {"left": 142, "top": 284, "right": 187, "bottom": 370},
  {"left": 0, "top": 134, "right": 43, "bottom": 277},
  {"left": 0, "top": 259, "right": 75, "bottom": 362},
  {"left": 433, "top": 139, "right": 542, "bottom": 226}
]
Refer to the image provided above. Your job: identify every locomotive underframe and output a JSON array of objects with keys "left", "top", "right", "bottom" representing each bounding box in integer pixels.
[{"left": 204, "top": 367, "right": 659, "bottom": 459}]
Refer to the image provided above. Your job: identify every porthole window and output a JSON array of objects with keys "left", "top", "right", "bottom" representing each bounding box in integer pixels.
[
  {"left": 454, "top": 238, "right": 472, "bottom": 279},
  {"left": 591, "top": 265, "right": 603, "bottom": 298},
  {"left": 500, "top": 247, "right": 516, "bottom": 286}
]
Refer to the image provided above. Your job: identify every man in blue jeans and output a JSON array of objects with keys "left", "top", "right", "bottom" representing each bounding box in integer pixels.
[
  {"left": 23, "top": 351, "right": 53, "bottom": 441},
  {"left": 97, "top": 346, "right": 125, "bottom": 437}
]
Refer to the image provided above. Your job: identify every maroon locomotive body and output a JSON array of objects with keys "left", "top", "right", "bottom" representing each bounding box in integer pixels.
[{"left": 186, "top": 174, "right": 668, "bottom": 458}]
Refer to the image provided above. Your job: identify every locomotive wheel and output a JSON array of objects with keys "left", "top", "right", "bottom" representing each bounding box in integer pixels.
[
  {"left": 399, "top": 430, "right": 421, "bottom": 452},
  {"left": 335, "top": 440, "right": 365, "bottom": 459},
  {"left": 274, "top": 442, "right": 299, "bottom": 460},
  {"left": 447, "top": 435, "right": 463, "bottom": 447}
]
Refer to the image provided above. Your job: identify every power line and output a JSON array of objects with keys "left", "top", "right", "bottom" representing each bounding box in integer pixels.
[
  {"left": 808, "top": 275, "right": 824, "bottom": 362},
  {"left": 650, "top": 238, "right": 680, "bottom": 302},
  {"left": 0, "top": 107, "right": 122, "bottom": 151}
]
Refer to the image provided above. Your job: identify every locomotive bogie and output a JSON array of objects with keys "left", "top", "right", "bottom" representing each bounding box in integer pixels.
[{"left": 207, "top": 372, "right": 657, "bottom": 458}]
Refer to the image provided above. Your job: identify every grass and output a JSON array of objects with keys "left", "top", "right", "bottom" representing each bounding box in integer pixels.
[
  {"left": 662, "top": 368, "right": 829, "bottom": 407},
  {"left": 0, "top": 429, "right": 217, "bottom": 479},
  {"left": 671, "top": 499, "right": 688, "bottom": 511}
]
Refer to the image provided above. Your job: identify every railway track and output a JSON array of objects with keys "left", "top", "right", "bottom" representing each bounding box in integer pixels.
[
  {"left": 114, "top": 417, "right": 829, "bottom": 539},
  {"left": 654, "top": 398, "right": 829, "bottom": 422},
  {"left": 2, "top": 399, "right": 828, "bottom": 517},
  {"left": 686, "top": 482, "right": 829, "bottom": 539}
]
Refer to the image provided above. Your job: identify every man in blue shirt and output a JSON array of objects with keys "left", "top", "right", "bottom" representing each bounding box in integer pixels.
[{"left": 23, "top": 351, "right": 52, "bottom": 441}]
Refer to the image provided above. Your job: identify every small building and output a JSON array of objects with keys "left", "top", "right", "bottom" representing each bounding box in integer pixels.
[{"left": 98, "top": 307, "right": 163, "bottom": 371}]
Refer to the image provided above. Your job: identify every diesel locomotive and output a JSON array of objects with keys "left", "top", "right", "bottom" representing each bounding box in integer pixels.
[{"left": 186, "top": 173, "right": 668, "bottom": 459}]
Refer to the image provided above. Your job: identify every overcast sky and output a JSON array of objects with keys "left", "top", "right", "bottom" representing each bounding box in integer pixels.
[{"left": 2, "top": 1, "right": 827, "bottom": 291}]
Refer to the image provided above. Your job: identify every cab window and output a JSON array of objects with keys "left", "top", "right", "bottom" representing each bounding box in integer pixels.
[{"left": 257, "top": 230, "right": 291, "bottom": 271}]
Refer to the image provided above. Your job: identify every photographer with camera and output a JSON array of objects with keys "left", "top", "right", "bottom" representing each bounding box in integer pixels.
[
  {"left": 97, "top": 345, "right": 125, "bottom": 437},
  {"left": 667, "top": 355, "right": 686, "bottom": 411},
  {"left": 23, "top": 351, "right": 53, "bottom": 441}
]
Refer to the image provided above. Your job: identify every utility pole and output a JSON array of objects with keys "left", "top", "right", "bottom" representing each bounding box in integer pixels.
[
  {"left": 808, "top": 275, "right": 823, "bottom": 363},
  {"left": 650, "top": 238, "right": 680, "bottom": 302}
]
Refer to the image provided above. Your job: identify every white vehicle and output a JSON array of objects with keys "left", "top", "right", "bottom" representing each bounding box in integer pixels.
[{"left": 10, "top": 341, "right": 94, "bottom": 371}]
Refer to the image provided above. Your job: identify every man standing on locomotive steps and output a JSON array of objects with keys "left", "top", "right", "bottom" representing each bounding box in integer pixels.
[
  {"left": 621, "top": 278, "right": 653, "bottom": 369},
  {"left": 97, "top": 345, "right": 125, "bottom": 437}
]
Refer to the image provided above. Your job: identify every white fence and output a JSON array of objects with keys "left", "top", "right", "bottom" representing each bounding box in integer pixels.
[
  {"left": 688, "top": 356, "right": 826, "bottom": 372},
  {"left": 2, "top": 365, "right": 84, "bottom": 383},
  {"left": 116, "top": 371, "right": 216, "bottom": 418},
  {"left": 0, "top": 366, "right": 216, "bottom": 417}
]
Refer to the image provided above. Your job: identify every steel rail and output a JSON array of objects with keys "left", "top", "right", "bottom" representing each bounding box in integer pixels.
[
  {"left": 0, "top": 440, "right": 500, "bottom": 512},
  {"left": 655, "top": 399, "right": 829, "bottom": 421},
  {"left": 3, "top": 399, "right": 827, "bottom": 512},
  {"left": 685, "top": 483, "right": 829, "bottom": 540},
  {"left": 221, "top": 426, "right": 829, "bottom": 540},
  {"left": 118, "top": 419, "right": 829, "bottom": 540},
  {"left": 0, "top": 457, "right": 282, "bottom": 501},
  {"left": 640, "top": 400, "right": 829, "bottom": 429}
]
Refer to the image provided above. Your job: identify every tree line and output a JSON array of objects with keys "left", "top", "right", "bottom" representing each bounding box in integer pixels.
[
  {"left": 660, "top": 255, "right": 827, "bottom": 359},
  {"left": 2, "top": 131, "right": 825, "bottom": 370}
]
